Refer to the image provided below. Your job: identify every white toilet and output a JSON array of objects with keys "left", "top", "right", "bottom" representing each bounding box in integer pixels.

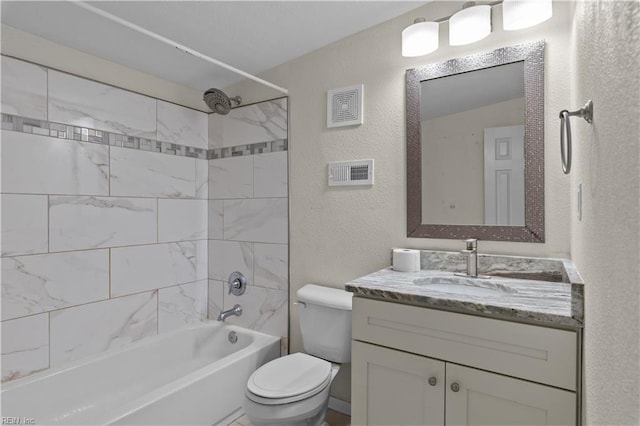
[{"left": 243, "top": 284, "right": 353, "bottom": 426}]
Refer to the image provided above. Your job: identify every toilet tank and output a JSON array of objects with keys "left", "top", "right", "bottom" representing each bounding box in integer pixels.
[{"left": 297, "top": 284, "right": 353, "bottom": 363}]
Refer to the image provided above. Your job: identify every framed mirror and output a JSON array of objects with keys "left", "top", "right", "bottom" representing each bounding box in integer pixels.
[{"left": 406, "top": 41, "right": 545, "bottom": 242}]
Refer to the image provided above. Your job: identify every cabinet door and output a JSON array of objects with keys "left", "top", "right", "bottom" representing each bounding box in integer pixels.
[
  {"left": 446, "top": 364, "right": 576, "bottom": 426},
  {"left": 352, "top": 340, "right": 445, "bottom": 426}
]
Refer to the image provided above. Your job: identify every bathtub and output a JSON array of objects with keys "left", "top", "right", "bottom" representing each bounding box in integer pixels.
[{"left": 1, "top": 321, "right": 280, "bottom": 425}]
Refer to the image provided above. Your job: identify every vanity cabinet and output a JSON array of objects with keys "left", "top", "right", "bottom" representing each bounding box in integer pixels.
[
  {"left": 351, "top": 298, "right": 579, "bottom": 426},
  {"left": 352, "top": 341, "right": 445, "bottom": 426}
]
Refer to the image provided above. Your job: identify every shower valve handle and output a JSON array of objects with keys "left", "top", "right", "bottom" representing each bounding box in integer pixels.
[{"left": 228, "top": 272, "right": 247, "bottom": 296}]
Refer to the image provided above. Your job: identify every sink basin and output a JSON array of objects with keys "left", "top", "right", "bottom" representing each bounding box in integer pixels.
[{"left": 413, "top": 276, "right": 518, "bottom": 297}]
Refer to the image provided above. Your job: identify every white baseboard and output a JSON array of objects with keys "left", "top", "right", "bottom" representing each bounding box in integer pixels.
[{"left": 328, "top": 397, "right": 351, "bottom": 416}]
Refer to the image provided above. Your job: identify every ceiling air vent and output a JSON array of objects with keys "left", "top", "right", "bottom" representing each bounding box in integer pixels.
[
  {"left": 328, "top": 159, "right": 374, "bottom": 186},
  {"left": 327, "top": 84, "right": 364, "bottom": 128}
]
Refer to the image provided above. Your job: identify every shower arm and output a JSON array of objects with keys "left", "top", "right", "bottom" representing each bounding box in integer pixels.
[{"left": 71, "top": 1, "right": 289, "bottom": 95}]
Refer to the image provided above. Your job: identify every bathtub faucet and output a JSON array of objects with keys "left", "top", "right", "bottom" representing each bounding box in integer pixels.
[{"left": 217, "top": 304, "right": 242, "bottom": 322}]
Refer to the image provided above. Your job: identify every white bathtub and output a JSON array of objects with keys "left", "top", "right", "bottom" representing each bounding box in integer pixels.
[{"left": 1, "top": 321, "right": 280, "bottom": 425}]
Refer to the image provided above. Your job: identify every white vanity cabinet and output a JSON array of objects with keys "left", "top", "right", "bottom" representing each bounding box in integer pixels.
[{"left": 351, "top": 298, "right": 579, "bottom": 426}]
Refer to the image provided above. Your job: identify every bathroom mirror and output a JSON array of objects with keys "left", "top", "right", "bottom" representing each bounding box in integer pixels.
[{"left": 406, "top": 41, "right": 545, "bottom": 242}]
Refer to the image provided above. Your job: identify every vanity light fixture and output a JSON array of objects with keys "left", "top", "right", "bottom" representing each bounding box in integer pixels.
[
  {"left": 503, "top": 0, "right": 553, "bottom": 30},
  {"left": 402, "top": 0, "right": 553, "bottom": 57},
  {"left": 449, "top": 2, "right": 492, "bottom": 46},
  {"left": 402, "top": 18, "right": 439, "bottom": 57}
]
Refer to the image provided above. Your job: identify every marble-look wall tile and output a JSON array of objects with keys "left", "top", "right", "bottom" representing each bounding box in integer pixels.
[
  {"left": 111, "top": 242, "right": 197, "bottom": 297},
  {"left": 196, "top": 240, "right": 208, "bottom": 281},
  {"left": 254, "top": 151, "right": 288, "bottom": 198},
  {"left": 1, "top": 131, "right": 109, "bottom": 195},
  {"left": 209, "top": 156, "right": 253, "bottom": 199},
  {"left": 157, "top": 101, "right": 207, "bottom": 149},
  {"left": 50, "top": 291, "right": 157, "bottom": 367},
  {"left": 1, "top": 250, "right": 109, "bottom": 321},
  {"left": 208, "top": 200, "right": 224, "bottom": 239},
  {"left": 48, "top": 70, "right": 156, "bottom": 138},
  {"left": 110, "top": 146, "right": 196, "bottom": 198},
  {"left": 224, "top": 199, "right": 288, "bottom": 244},
  {"left": 1, "top": 56, "right": 47, "bottom": 120},
  {"left": 49, "top": 196, "right": 156, "bottom": 252},
  {"left": 158, "top": 199, "right": 207, "bottom": 242},
  {"left": 223, "top": 286, "right": 287, "bottom": 338},
  {"left": 1, "top": 313, "right": 49, "bottom": 382},
  {"left": 158, "top": 280, "right": 207, "bottom": 333},
  {"left": 1, "top": 194, "right": 48, "bottom": 257},
  {"left": 208, "top": 240, "right": 253, "bottom": 283},
  {"left": 208, "top": 113, "right": 224, "bottom": 149},
  {"left": 208, "top": 280, "right": 224, "bottom": 320},
  {"left": 195, "top": 159, "right": 208, "bottom": 199},
  {"left": 254, "top": 244, "right": 288, "bottom": 291},
  {"left": 222, "top": 98, "right": 287, "bottom": 147}
]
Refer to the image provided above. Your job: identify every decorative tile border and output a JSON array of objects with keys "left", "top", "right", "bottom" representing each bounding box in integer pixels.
[
  {"left": 208, "top": 139, "right": 288, "bottom": 160},
  {"left": 1, "top": 113, "right": 287, "bottom": 160}
]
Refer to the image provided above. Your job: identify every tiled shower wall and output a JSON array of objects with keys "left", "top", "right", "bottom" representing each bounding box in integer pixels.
[
  {"left": 206, "top": 98, "right": 289, "bottom": 353},
  {"left": 0, "top": 56, "right": 210, "bottom": 382}
]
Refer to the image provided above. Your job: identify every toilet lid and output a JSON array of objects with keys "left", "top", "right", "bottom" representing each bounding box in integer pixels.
[{"left": 247, "top": 353, "right": 332, "bottom": 400}]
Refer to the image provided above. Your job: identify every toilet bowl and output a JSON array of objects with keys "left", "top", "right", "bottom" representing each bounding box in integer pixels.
[
  {"left": 243, "top": 353, "right": 340, "bottom": 426},
  {"left": 242, "top": 284, "right": 353, "bottom": 426}
]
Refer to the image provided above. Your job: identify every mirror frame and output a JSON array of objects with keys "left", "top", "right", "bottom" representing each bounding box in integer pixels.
[{"left": 406, "top": 41, "right": 545, "bottom": 242}]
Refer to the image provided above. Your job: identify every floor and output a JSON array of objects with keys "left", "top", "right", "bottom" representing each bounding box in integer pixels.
[{"left": 227, "top": 409, "right": 351, "bottom": 426}]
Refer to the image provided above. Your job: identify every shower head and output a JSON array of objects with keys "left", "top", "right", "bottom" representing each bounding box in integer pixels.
[{"left": 203, "top": 88, "right": 241, "bottom": 115}]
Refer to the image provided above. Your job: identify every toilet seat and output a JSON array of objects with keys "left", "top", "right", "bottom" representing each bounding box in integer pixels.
[{"left": 246, "top": 353, "right": 332, "bottom": 405}]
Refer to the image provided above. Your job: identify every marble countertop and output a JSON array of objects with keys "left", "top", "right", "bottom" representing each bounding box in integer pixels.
[{"left": 346, "top": 251, "right": 584, "bottom": 329}]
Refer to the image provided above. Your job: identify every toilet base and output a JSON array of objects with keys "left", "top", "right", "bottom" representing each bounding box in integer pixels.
[{"left": 243, "top": 385, "right": 330, "bottom": 426}]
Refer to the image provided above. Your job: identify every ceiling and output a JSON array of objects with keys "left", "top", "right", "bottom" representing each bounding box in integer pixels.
[
  {"left": 1, "top": 1, "right": 427, "bottom": 93},
  {"left": 420, "top": 61, "right": 525, "bottom": 120}
]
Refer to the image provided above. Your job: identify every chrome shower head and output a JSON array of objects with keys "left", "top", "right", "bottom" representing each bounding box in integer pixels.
[{"left": 203, "top": 88, "right": 241, "bottom": 115}]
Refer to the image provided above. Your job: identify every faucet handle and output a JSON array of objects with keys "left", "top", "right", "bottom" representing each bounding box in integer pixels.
[
  {"left": 464, "top": 239, "right": 477, "bottom": 250},
  {"left": 228, "top": 272, "right": 247, "bottom": 296}
]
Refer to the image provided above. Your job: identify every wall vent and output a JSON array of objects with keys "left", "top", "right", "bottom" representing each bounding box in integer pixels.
[
  {"left": 328, "top": 159, "right": 374, "bottom": 186},
  {"left": 327, "top": 84, "right": 364, "bottom": 128}
]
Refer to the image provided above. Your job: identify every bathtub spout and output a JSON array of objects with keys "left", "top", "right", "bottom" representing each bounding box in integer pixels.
[{"left": 217, "top": 304, "right": 242, "bottom": 322}]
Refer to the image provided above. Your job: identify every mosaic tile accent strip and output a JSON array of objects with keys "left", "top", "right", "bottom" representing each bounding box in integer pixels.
[
  {"left": 208, "top": 139, "right": 288, "bottom": 160},
  {"left": 2, "top": 113, "right": 286, "bottom": 160}
]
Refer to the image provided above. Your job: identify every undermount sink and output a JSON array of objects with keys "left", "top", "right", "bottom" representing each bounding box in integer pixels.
[{"left": 413, "top": 276, "right": 518, "bottom": 296}]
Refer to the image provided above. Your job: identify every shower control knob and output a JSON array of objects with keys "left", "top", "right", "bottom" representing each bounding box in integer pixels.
[
  {"left": 450, "top": 382, "right": 460, "bottom": 392},
  {"left": 428, "top": 377, "right": 437, "bottom": 386},
  {"left": 228, "top": 272, "right": 247, "bottom": 296}
]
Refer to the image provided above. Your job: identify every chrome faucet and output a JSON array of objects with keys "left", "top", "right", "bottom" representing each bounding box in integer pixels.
[
  {"left": 455, "top": 239, "right": 489, "bottom": 279},
  {"left": 217, "top": 304, "right": 242, "bottom": 322},
  {"left": 462, "top": 239, "right": 478, "bottom": 277}
]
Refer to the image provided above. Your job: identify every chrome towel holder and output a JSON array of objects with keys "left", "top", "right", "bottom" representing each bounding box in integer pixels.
[{"left": 559, "top": 100, "right": 593, "bottom": 174}]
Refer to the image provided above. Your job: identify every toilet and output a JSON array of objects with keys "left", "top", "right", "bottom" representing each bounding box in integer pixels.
[{"left": 243, "top": 284, "right": 353, "bottom": 426}]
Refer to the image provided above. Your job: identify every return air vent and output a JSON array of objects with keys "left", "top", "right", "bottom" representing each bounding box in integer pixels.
[
  {"left": 327, "top": 84, "right": 364, "bottom": 128},
  {"left": 328, "top": 159, "right": 374, "bottom": 186}
]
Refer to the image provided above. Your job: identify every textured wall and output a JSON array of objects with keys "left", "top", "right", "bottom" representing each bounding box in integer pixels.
[
  {"left": 569, "top": 1, "right": 640, "bottom": 423},
  {"left": 225, "top": 1, "right": 573, "bottom": 402}
]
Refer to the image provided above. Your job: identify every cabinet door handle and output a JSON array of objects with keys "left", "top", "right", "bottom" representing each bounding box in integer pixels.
[
  {"left": 428, "top": 377, "right": 437, "bottom": 386},
  {"left": 450, "top": 382, "right": 460, "bottom": 392}
]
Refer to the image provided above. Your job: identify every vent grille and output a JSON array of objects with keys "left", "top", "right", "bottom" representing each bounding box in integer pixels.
[
  {"left": 327, "top": 84, "right": 364, "bottom": 128},
  {"left": 328, "top": 159, "right": 374, "bottom": 186}
]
